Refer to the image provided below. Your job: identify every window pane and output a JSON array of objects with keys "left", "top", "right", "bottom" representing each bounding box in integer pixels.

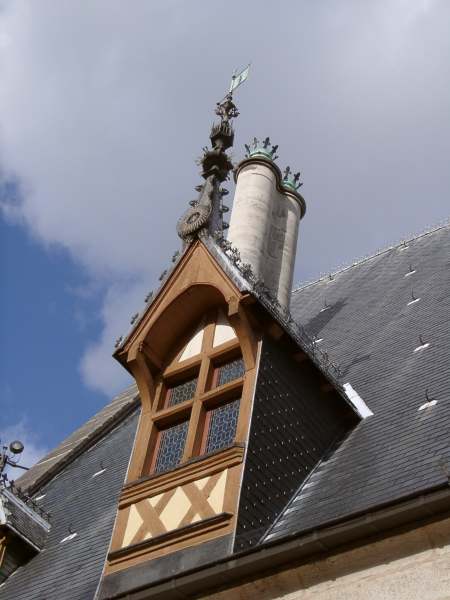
[
  {"left": 154, "top": 421, "right": 189, "bottom": 473},
  {"left": 166, "top": 377, "right": 197, "bottom": 407},
  {"left": 216, "top": 358, "right": 245, "bottom": 387},
  {"left": 205, "top": 399, "right": 240, "bottom": 454}
]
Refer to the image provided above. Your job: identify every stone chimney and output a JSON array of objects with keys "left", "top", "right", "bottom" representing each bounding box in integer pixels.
[{"left": 227, "top": 139, "right": 306, "bottom": 310}]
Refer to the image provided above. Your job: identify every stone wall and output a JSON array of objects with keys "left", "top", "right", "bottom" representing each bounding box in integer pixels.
[{"left": 203, "top": 516, "right": 450, "bottom": 600}]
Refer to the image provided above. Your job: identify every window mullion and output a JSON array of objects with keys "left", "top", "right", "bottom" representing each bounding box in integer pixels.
[{"left": 182, "top": 355, "right": 210, "bottom": 460}]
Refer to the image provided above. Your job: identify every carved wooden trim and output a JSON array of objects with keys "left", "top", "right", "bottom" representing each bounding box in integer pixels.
[
  {"left": 106, "top": 513, "right": 232, "bottom": 573},
  {"left": 108, "top": 241, "right": 263, "bottom": 572},
  {"left": 121, "top": 444, "right": 244, "bottom": 507}
]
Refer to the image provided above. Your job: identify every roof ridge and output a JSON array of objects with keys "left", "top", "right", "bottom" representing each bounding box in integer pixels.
[
  {"left": 292, "top": 218, "right": 450, "bottom": 294},
  {"left": 16, "top": 384, "right": 139, "bottom": 495}
]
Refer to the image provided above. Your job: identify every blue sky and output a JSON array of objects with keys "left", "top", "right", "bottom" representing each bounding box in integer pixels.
[
  {"left": 0, "top": 191, "right": 108, "bottom": 454},
  {"left": 1, "top": 0, "right": 449, "bottom": 468}
]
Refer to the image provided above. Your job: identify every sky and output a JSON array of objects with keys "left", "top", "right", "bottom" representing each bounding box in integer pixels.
[{"left": 1, "top": 0, "right": 449, "bottom": 468}]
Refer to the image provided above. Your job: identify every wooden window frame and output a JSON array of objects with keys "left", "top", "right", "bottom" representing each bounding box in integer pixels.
[{"left": 143, "top": 310, "right": 246, "bottom": 476}]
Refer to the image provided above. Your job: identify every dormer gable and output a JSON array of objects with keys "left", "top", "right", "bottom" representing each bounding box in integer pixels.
[{"left": 100, "top": 239, "right": 360, "bottom": 598}]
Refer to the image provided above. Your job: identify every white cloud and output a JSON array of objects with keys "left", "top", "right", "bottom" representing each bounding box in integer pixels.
[
  {"left": 0, "top": 420, "right": 49, "bottom": 475},
  {"left": 1, "top": 0, "right": 449, "bottom": 396},
  {"left": 79, "top": 280, "right": 148, "bottom": 393}
]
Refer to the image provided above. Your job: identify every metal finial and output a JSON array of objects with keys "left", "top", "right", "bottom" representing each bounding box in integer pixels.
[
  {"left": 215, "top": 94, "right": 239, "bottom": 122},
  {"left": 144, "top": 291, "right": 153, "bottom": 303},
  {"left": 159, "top": 270, "right": 167, "bottom": 281},
  {"left": 114, "top": 336, "right": 123, "bottom": 348},
  {"left": 172, "top": 251, "right": 180, "bottom": 263},
  {"left": 178, "top": 69, "right": 247, "bottom": 243},
  {"left": 130, "top": 313, "right": 139, "bottom": 325},
  {"left": 283, "top": 166, "right": 291, "bottom": 180},
  {"left": 262, "top": 137, "right": 270, "bottom": 148}
]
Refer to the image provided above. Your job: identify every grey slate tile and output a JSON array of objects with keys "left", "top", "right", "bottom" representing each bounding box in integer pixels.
[
  {"left": 0, "top": 409, "right": 139, "bottom": 600},
  {"left": 266, "top": 223, "right": 450, "bottom": 542}
]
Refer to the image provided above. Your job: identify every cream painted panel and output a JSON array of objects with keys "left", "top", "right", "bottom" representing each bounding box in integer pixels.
[
  {"left": 213, "top": 311, "right": 236, "bottom": 347},
  {"left": 207, "top": 469, "right": 227, "bottom": 513},
  {"left": 195, "top": 476, "right": 210, "bottom": 491},
  {"left": 179, "top": 324, "right": 204, "bottom": 361},
  {"left": 122, "top": 503, "right": 143, "bottom": 548},
  {"left": 159, "top": 487, "right": 191, "bottom": 531},
  {"left": 149, "top": 493, "right": 163, "bottom": 507},
  {"left": 191, "top": 512, "right": 202, "bottom": 524}
]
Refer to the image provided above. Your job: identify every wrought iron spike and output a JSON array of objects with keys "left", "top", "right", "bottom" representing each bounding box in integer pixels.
[
  {"left": 130, "top": 313, "right": 139, "bottom": 325},
  {"left": 172, "top": 251, "right": 180, "bottom": 262},
  {"left": 263, "top": 137, "right": 270, "bottom": 148},
  {"left": 144, "top": 291, "right": 153, "bottom": 302},
  {"left": 283, "top": 166, "right": 291, "bottom": 179},
  {"left": 114, "top": 336, "right": 123, "bottom": 348},
  {"left": 159, "top": 270, "right": 167, "bottom": 281}
]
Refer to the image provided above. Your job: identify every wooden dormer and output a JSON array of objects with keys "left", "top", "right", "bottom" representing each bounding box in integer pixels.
[
  {"left": 101, "top": 239, "right": 359, "bottom": 596},
  {"left": 106, "top": 241, "right": 260, "bottom": 574}
]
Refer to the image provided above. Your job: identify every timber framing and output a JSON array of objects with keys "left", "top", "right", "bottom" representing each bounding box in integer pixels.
[{"left": 106, "top": 241, "right": 261, "bottom": 573}]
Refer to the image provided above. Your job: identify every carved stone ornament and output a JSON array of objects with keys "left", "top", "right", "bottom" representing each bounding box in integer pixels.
[{"left": 177, "top": 175, "right": 215, "bottom": 242}]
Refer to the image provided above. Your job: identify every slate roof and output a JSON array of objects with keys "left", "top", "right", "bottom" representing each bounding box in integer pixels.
[
  {"left": 17, "top": 385, "right": 138, "bottom": 494},
  {"left": 2, "top": 223, "right": 449, "bottom": 598},
  {"left": 0, "top": 487, "right": 50, "bottom": 549},
  {"left": 0, "top": 403, "right": 139, "bottom": 600},
  {"left": 265, "top": 222, "right": 450, "bottom": 541}
]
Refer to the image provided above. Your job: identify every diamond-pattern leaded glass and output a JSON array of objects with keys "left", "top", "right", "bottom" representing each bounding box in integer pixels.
[
  {"left": 216, "top": 358, "right": 245, "bottom": 387},
  {"left": 205, "top": 399, "right": 240, "bottom": 453},
  {"left": 166, "top": 378, "right": 197, "bottom": 407},
  {"left": 154, "top": 421, "right": 188, "bottom": 473}
]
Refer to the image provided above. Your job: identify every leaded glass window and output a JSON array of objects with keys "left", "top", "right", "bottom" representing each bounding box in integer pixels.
[
  {"left": 205, "top": 399, "right": 240, "bottom": 454},
  {"left": 154, "top": 421, "right": 189, "bottom": 473},
  {"left": 216, "top": 358, "right": 245, "bottom": 387},
  {"left": 166, "top": 377, "right": 197, "bottom": 407}
]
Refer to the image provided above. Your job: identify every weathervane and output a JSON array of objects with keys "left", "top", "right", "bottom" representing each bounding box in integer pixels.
[{"left": 177, "top": 65, "right": 250, "bottom": 244}]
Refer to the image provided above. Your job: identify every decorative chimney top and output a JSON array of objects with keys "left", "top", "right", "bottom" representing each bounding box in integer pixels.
[
  {"left": 244, "top": 137, "right": 279, "bottom": 161},
  {"left": 227, "top": 140, "right": 306, "bottom": 310},
  {"left": 282, "top": 166, "right": 303, "bottom": 191}
]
